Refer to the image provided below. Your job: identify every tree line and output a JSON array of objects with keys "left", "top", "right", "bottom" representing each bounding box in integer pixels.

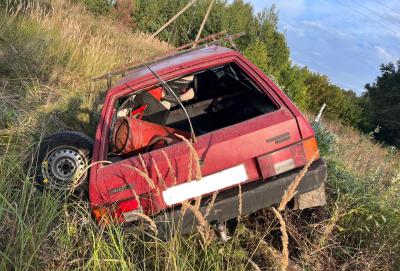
[{"left": 80, "top": 0, "right": 400, "bottom": 147}]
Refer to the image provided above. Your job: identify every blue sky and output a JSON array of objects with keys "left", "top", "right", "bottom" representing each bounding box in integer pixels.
[{"left": 246, "top": 0, "right": 400, "bottom": 94}]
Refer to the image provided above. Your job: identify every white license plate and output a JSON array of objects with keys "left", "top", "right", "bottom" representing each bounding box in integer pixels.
[{"left": 162, "top": 164, "right": 248, "bottom": 205}]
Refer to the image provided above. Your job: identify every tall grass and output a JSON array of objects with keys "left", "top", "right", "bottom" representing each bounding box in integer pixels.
[
  {"left": 309, "top": 121, "right": 400, "bottom": 269},
  {"left": 1, "top": 0, "right": 400, "bottom": 270},
  {"left": 0, "top": 0, "right": 169, "bottom": 141},
  {"left": 0, "top": 2, "right": 262, "bottom": 270}
]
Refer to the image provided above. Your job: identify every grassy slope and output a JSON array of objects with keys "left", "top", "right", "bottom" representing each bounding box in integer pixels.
[{"left": 0, "top": 1, "right": 399, "bottom": 270}]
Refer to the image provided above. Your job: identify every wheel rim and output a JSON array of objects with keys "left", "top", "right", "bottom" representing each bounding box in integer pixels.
[{"left": 41, "top": 147, "right": 87, "bottom": 190}]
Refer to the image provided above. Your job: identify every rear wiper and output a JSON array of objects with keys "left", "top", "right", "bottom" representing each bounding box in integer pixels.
[{"left": 145, "top": 64, "right": 197, "bottom": 142}]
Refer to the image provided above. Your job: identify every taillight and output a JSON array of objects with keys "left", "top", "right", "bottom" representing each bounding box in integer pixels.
[
  {"left": 92, "top": 198, "right": 142, "bottom": 224},
  {"left": 117, "top": 199, "right": 143, "bottom": 222},
  {"left": 117, "top": 198, "right": 139, "bottom": 213},
  {"left": 92, "top": 207, "right": 113, "bottom": 224},
  {"left": 257, "top": 136, "right": 320, "bottom": 179},
  {"left": 302, "top": 137, "right": 320, "bottom": 162}
]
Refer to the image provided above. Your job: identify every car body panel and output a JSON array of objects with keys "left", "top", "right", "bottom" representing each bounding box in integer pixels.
[
  {"left": 94, "top": 107, "right": 300, "bottom": 214},
  {"left": 88, "top": 45, "right": 321, "bottom": 220}
]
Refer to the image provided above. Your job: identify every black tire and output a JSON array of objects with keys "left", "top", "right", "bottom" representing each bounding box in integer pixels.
[{"left": 33, "top": 131, "right": 93, "bottom": 194}]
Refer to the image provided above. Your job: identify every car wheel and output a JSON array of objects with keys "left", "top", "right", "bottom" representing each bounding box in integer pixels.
[{"left": 33, "top": 131, "right": 93, "bottom": 194}]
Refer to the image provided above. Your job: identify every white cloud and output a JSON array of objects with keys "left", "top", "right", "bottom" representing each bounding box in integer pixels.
[
  {"left": 302, "top": 20, "right": 329, "bottom": 31},
  {"left": 263, "top": 0, "right": 306, "bottom": 18},
  {"left": 283, "top": 24, "right": 304, "bottom": 37},
  {"left": 384, "top": 10, "right": 400, "bottom": 23},
  {"left": 375, "top": 46, "right": 394, "bottom": 62},
  {"left": 301, "top": 20, "right": 347, "bottom": 38},
  {"left": 392, "top": 31, "right": 400, "bottom": 39},
  {"left": 277, "top": 0, "right": 306, "bottom": 17}
]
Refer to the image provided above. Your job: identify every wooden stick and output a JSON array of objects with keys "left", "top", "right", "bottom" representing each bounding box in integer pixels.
[
  {"left": 176, "top": 30, "right": 226, "bottom": 50},
  {"left": 194, "top": 0, "right": 215, "bottom": 44},
  {"left": 93, "top": 32, "right": 245, "bottom": 82},
  {"left": 93, "top": 31, "right": 228, "bottom": 81},
  {"left": 151, "top": 0, "right": 197, "bottom": 38},
  {"left": 314, "top": 103, "right": 326, "bottom": 123}
]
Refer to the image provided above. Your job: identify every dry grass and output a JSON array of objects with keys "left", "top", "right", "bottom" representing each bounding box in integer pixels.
[
  {"left": 204, "top": 191, "right": 218, "bottom": 218},
  {"left": 0, "top": 0, "right": 170, "bottom": 143},
  {"left": 161, "top": 150, "right": 177, "bottom": 185},
  {"left": 241, "top": 114, "right": 400, "bottom": 270},
  {"left": 270, "top": 154, "right": 318, "bottom": 271},
  {"left": 1, "top": 1, "right": 400, "bottom": 270},
  {"left": 238, "top": 184, "right": 243, "bottom": 221},
  {"left": 309, "top": 113, "right": 400, "bottom": 183},
  {"left": 129, "top": 212, "right": 158, "bottom": 235},
  {"left": 181, "top": 200, "right": 214, "bottom": 245},
  {"left": 152, "top": 158, "right": 166, "bottom": 190},
  {"left": 174, "top": 137, "right": 214, "bottom": 245},
  {"left": 175, "top": 133, "right": 202, "bottom": 181},
  {"left": 278, "top": 154, "right": 318, "bottom": 211},
  {"left": 271, "top": 207, "right": 289, "bottom": 271}
]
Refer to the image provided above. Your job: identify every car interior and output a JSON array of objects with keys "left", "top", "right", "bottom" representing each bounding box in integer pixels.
[{"left": 108, "top": 63, "right": 278, "bottom": 159}]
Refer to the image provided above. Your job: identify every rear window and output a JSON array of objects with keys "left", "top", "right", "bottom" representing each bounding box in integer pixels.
[{"left": 108, "top": 62, "right": 278, "bottom": 160}]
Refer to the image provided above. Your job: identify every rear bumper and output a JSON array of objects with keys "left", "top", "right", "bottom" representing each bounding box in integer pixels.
[{"left": 154, "top": 158, "right": 327, "bottom": 238}]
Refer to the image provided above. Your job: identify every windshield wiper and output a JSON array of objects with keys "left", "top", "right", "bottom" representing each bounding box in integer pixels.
[{"left": 145, "top": 64, "right": 197, "bottom": 142}]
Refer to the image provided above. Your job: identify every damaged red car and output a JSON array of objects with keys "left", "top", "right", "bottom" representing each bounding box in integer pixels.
[{"left": 33, "top": 44, "right": 327, "bottom": 237}]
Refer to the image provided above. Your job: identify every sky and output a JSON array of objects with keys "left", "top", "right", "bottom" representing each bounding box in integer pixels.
[{"left": 246, "top": 0, "right": 400, "bottom": 94}]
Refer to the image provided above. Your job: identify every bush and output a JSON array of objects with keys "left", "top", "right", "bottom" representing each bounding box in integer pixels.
[
  {"left": 313, "top": 122, "right": 336, "bottom": 156},
  {"left": 78, "top": 0, "right": 113, "bottom": 15}
]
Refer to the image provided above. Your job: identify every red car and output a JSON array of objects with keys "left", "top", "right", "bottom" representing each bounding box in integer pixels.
[{"left": 34, "top": 45, "right": 327, "bottom": 236}]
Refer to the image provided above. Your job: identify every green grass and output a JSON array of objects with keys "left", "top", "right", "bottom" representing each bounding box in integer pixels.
[{"left": 1, "top": 1, "right": 400, "bottom": 270}]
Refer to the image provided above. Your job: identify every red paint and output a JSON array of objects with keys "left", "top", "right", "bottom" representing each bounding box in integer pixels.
[{"left": 88, "top": 45, "right": 319, "bottom": 221}]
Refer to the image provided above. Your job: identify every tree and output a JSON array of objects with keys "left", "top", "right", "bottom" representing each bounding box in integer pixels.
[
  {"left": 338, "top": 89, "right": 362, "bottom": 126},
  {"left": 127, "top": 0, "right": 364, "bottom": 131},
  {"left": 362, "top": 61, "right": 400, "bottom": 147},
  {"left": 255, "top": 6, "right": 290, "bottom": 80},
  {"left": 305, "top": 72, "right": 350, "bottom": 120},
  {"left": 133, "top": 0, "right": 231, "bottom": 46},
  {"left": 279, "top": 65, "right": 309, "bottom": 110},
  {"left": 243, "top": 40, "right": 269, "bottom": 74}
]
